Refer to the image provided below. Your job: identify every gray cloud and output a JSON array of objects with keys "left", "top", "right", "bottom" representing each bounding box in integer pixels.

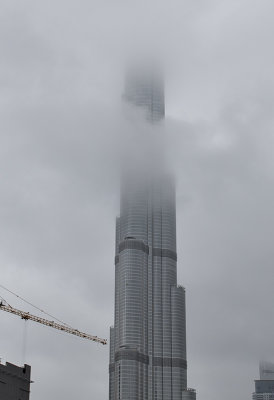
[{"left": 0, "top": 0, "right": 274, "bottom": 399}]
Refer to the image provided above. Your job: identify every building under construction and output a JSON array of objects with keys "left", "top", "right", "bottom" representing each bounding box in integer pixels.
[{"left": 0, "top": 361, "right": 31, "bottom": 400}]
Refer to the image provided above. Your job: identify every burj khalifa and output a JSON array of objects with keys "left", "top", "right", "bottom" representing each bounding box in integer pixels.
[{"left": 109, "top": 68, "right": 196, "bottom": 400}]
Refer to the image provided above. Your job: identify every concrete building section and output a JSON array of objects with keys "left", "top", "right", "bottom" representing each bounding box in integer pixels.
[
  {"left": 0, "top": 361, "right": 31, "bottom": 400},
  {"left": 253, "top": 362, "right": 274, "bottom": 400},
  {"left": 109, "top": 70, "right": 196, "bottom": 400}
]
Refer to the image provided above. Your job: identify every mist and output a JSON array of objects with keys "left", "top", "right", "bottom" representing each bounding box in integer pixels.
[{"left": 1, "top": 0, "right": 274, "bottom": 399}]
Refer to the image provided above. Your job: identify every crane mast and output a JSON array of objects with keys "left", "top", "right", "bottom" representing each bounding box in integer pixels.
[{"left": 0, "top": 302, "right": 107, "bottom": 345}]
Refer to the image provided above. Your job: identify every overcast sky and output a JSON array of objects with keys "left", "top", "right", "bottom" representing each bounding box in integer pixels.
[{"left": 1, "top": 1, "right": 274, "bottom": 399}]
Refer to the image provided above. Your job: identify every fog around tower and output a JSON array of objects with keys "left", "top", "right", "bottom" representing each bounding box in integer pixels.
[{"left": 1, "top": 1, "right": 274, "bottom": 400}]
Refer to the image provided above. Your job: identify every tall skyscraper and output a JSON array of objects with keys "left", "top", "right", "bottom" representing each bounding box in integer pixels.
[
  {"left": 253, "top": 362, "right": 274, "bottom": 400},
  {"left": 109, "top": 68, "right": 196, "bottom": 400}
]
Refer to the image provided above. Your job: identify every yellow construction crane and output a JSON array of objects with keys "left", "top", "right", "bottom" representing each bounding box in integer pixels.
[{"left": 0, "top": 301, "right": 107, "bottom": 345}]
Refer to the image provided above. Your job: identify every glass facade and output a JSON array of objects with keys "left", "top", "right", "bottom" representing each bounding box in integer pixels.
[
  {"left": 123, "top": 68, "right": 165, "bottom": 122},
  {"left": 109, "top": 70, "right": 196, "bottom": 400}
]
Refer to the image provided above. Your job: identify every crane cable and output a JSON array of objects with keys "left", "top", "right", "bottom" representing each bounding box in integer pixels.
[{"left": 0, "top": 283, "right": 73, "bottom": 329}]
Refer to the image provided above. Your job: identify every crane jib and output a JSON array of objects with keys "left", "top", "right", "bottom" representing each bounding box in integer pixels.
[{"left": 0, "top": 302, "right": 107, "bottom": 345}]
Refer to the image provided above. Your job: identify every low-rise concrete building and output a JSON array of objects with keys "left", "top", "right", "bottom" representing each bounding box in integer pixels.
[{"left": 0, "top": 361, "right": 31, "bottom": 400}]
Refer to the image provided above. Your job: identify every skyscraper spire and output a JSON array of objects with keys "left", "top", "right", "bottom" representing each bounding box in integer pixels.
[
  {"left": 109, "top": 68, "right": 196, "bottom": 400},
  {"left": 123, "top": 66, "right": 165, "bottom": 122}
]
